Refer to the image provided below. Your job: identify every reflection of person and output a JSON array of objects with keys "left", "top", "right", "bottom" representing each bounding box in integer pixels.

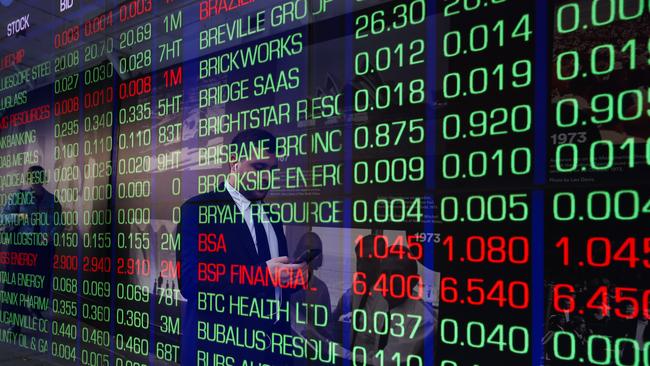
[
  {"left": 291, "top": 232, "right": 332, "bottom": 322},
  {"left": 332, "top": 235, "right": 388, "bottom": 352},
  {"left": 374, "top": 250, "right": 436, "bottom": 366},
  {"left": 290, "top": 232, "right": 334, "bottom": 365},
  {"left": 178, "top": 129, "right": 307, "bottom": 366},
  {"left": 2, "top": 166, "right": 61, "bottom": 242},
  {"left": 1, "top": 166, "right": 61, "bottom": 332}
]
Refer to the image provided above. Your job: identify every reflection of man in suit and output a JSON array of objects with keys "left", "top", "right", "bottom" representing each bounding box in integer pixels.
[
  {"left": 1, "top": 166, "right": 61, "bottom": 332},
  {"left": 179, "top": 129, "right": 307, "bottom": 366}
]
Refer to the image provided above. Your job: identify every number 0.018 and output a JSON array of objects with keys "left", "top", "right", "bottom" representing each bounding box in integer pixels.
[{"left": 355, "top": 79, "right": 425, "bottom": 112}]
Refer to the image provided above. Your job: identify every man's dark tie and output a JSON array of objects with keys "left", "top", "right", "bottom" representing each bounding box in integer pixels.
[{"left": 252, "top": 210, "right": 271, "bottom": 262}]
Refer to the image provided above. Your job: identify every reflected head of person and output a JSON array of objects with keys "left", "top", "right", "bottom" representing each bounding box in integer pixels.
[
  {"left": 355, "top": 234, "right": 386, "bottom": 283},
  {"left": 26, "top": 165, "right": 47, "bottom": 197},
  {"left": 227, "top": 128, "right": 278, "bottom": 202},
  {"left": 380, "top": 249, "right": 418, "bottom": 309}
]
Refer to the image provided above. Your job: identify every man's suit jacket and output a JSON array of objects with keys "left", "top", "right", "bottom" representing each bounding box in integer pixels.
[{"left": 178, "top": 188, "right": 292, "bottom": 365}]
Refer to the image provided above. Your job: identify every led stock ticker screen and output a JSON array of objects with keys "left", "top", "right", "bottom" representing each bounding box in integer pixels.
[{"left": 0, "top": 0, "right": 649, "bottom": 365}]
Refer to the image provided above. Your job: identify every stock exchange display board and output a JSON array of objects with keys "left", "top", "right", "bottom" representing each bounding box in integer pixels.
[{"left": 0, "top": 0, "right": 648, "bottom": 365}]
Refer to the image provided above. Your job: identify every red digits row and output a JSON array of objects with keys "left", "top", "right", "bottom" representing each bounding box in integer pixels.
[
  {"left": 84, "top": 11, "right": 113, "bottom": 37},
  {"left": 555, "top": 236, "right": 650, "bottom": 269},
  {"left": 440, "top": 276, "right": 530, "bottom": 309},
  {"left": 119, "top": 75, "right": 151, "bottom": 100},
  {"left": 54, "top": 96, "right": 79, "bottom": 116},
  {"left": 53, "top": 254, "right": 77, "bottom": 271},
  {"left": 553, "top": 284, "right": 650, "bottom": 320},
  {"left": 84, "top": 87, "right": 113, "bottom": 109},
  {"left": 353, "top": 271, "right": 423, "bottom": 300},
  {"left": 0, "top": 49, "right": 24, "bottom": 72},
  {"left": 54, "top": 25, "right": 79, "bottom": 49},
  {"left": 355, "top": 234, "right": 423, "bottom": 260},
  {"left": 52, "top": 255, "right": 110, "bottom": 273},
  {"left": 117, "top": 257, "right": 150, "bottom": 276},
  {"left": 160, "top": 259, "right": 180, "bottom": 279},
  {"left": 441, "top": 235, "right": 529, "bottom": 264},
  {"left": 53, "top": 255, "right": 173, "bottom": 277},
  {"left": 120, "top": 0, "right": 153, "bottom": 23}
]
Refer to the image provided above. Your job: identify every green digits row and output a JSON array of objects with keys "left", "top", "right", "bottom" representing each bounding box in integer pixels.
[
  {"left": 84, "top": 111, "right": 113, "bottom": 132},
  {"left": 51, "top": 321, "right": 76, "bottom": 340},
  {"left": 81, "top": 327, "right": 110, "bottom": 348},
  {"left": 84, "top": 63, "right": 113, "bottom": 86},
  {"left": 54, "top": 50, "right": 79, "bottom": 74},
  {"left": 53, "top": 278, "right": 150, "bottom": 303},
  {"left": 54, "top": 183, "right": 111, "bottom": 204},
  {"left": 355, "top": 0, "right": 425, "bottom": 39},
  {"left": 443, "top": 14, "right": 531, "bottom": 58},
  {"left": 51, "top": 342, "right": 76, "bottom": 361},
  {"left": 119, "top": 49, "right": 151, "bottom": 74},
  {"left": 444, "top": 0, "right": 508, "bottom": 17},
  {"left": 116, "top": 334, "right": 149, "bottom": 357},
  {"left": 52, "top": 298, "right": 76, "bottom": 316},
  {"left": 352, "top": 346, "right": 423, "bottom": 366},
  {"left": 115, "top": 356, "right": 147, "bottom": 366},
  {"left": 84, "top": 39, "right": 113, "bottom": 64},
  {"left": 440, "top": 318, "right": 529, "bottom": 354},
  {"left": 51, "top": 207, "right": 151, "bottom": 225},
  {"left": 51, "top": 166, "right": 78, "bottom": 183},
  {"left": 553, "top": 189, "right": 650, "bottom": 222},
  {"left": 553, "top": 331, "right": 650, "bottom": 366},
  {"left": 354, "top": 156, "right": 424, "bottom": 185},
  {"left": 81, "top": 349, "right": 110, "bottom": 366},
  {"left": 119, "top": 129, "right": 151, "bottom": 150},
  {"left": 354, "top": 39, "right": 424, "bottom": 76},
  {"left": 443, "top": 104, "right": 531, "bottom": 140},
  {"left": 440, "top": 193, "right": 529, "bottom": 222},
  {"left": 54, "top": 74, "right": 78, "bottom": 95},
  {"left": 354, "top": 79, "right": 424, "bottom": 113},
  {"left": 354, "top": 118, "right": 424, "bottom": 149},
  {"left": 352, "top": 308, "right": 422, "bottom": 339},
  {"left": 556, "top": 88, "right": 649, "bottom": 127},
  {"left": 442, "top": 147, "right": 531, "bottom": 180},
  {"left": 120, "top": 101, "right": 151, "bottom": 125},
  {"left": 117, "top": 308, "right": 149, "bottom": 330},
  {"left": 119, "top": 22, "right": 151, "bottom": 49},
  {"left": 555, "top": 138, "right": 650, "bottom": 172},
  {"left": 53, "top": 136, "right": 113, "bottom": 159},
  {"left": 556, "top": 39, "right": 647, "bottom": 81},
  {"left": 353, "top": 198, "right": 422, "bottom": 223},
  {"left": 443, "top": 60, "right": 531, "bottom": 99},
  {"left": 557, "top": 0, "right": 650, "bottom": 34}
]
